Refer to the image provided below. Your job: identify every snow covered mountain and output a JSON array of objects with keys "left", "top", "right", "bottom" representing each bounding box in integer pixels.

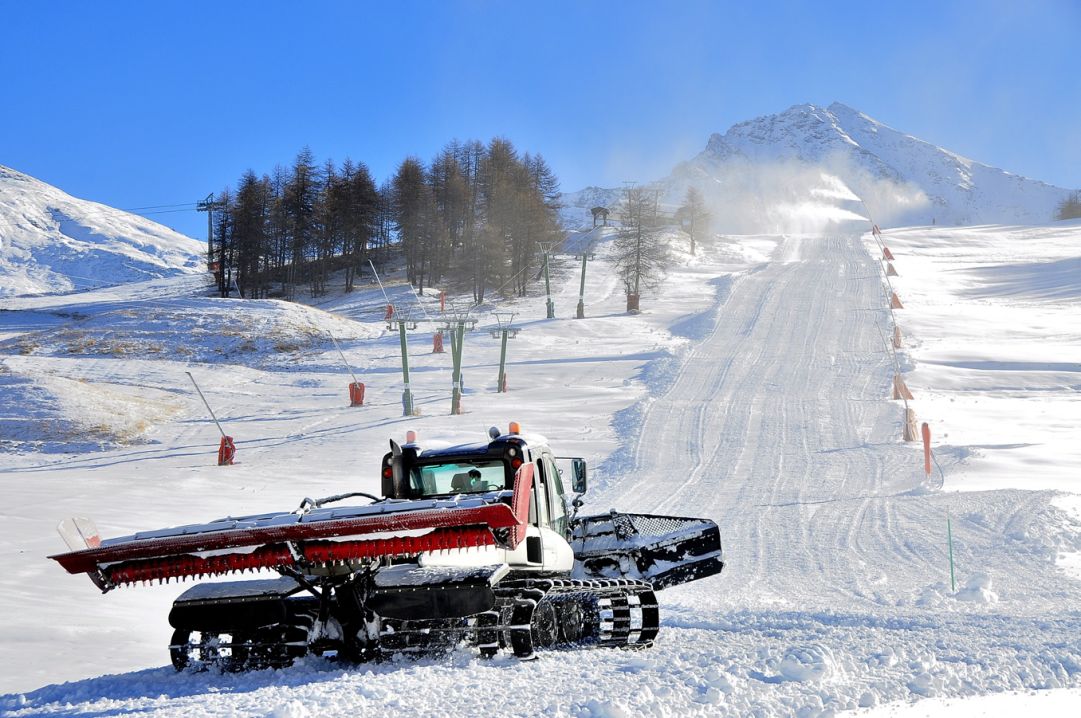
[
  {"left": 563, "top": 103, "right": 1076, "bottom": 232},
  {"left": 0, "top": 165, "right": 206, "bottom": 297}
]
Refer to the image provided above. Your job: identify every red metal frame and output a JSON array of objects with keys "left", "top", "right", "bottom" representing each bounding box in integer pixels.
[{"left": 50, "top": 464, "right": 535, "bottom": 588}]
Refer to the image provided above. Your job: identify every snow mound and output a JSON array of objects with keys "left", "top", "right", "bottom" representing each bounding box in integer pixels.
[
  {"left": 267, "top": 701, "right": 312, "bottom": 718},
  {"left": 0, "top": 165, "right": 205, "bottom": 297},
  {"left": 0, "top": 296, "right": 379, "bottom": 368},
  {"left": 955, "top": 573, "right": 999, "bottom": 604},
  {"left": 777, "top": 644, "right": 838, "bottom": 683},
  {"left": 574, "top": 699, "right": 631, "bottom": 718}
]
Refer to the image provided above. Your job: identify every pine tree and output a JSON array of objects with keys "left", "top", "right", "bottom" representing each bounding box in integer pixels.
[
  {"left": 678, "top": 186, "right": 709, "bottom": 255},
  {"left": 310, "top": 160, "right": 342, "bottom": 297},
  {"left": 514, "top": 153, "right": 561, "bottom": 296},
  {"left": 477, "top": 138, "right": 520, "bottom": 301},
  {"left": 282, "top": 147, "right": 321, "bottom": 299},
  {"left": 429, "top": 144, "right": 469, "bottom": 286},
  {"left": 614, "top": 186, "right": 669, "bottom": 307},
  {"left": 341, "top": 160, "right": 379, "bottom": 293},
  {"left": 449, "top": 140, "right": 487, "bottom": 300},
  {"left": 374, "top": 179, "right": 394, "bottom": 256},
  {"left": 212, "top": 188, "right": 234, "bottom": 298},
  {"left": 392, "top": 157, "right": 437, "bottom": 293},
  {"left": 267, "top": 165, "right": 289, "bottom": 296},
  {"left": 232, "top": 171, "right": 271, "bottom": 298}
]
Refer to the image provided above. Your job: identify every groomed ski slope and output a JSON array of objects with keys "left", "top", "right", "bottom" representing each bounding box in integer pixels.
[
  {"left": 605, "top": 232, "right": 1080, "bottom": 613},
  {"left": 1, "top": 225, "right": 1079, "bottom": 717}
]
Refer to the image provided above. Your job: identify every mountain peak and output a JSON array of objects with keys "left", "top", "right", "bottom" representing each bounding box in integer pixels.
[
  {"left": 700, "top": 103, "right": 1076, "bottom": 226},
  {"left": 702, "top": 102, "right": 861, "bottom": 164},
  {"left": 564, "top": 102, "right": 1076, "bottom": 231},
  {"left": 825, "top": 101, "right": 858, "bottom": 115},
  {"left": 782, "top": 102, "right": 829, "bottom": 114}
]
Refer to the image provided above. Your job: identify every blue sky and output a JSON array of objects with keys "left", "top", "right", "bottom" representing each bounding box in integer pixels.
[{"left": 2, "top": 0, "right": 1078, "bottom": 238}]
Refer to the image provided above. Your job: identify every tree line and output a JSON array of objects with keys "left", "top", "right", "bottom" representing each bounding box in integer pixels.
[{"left": 207, "top": 139, "right": 561, "bottom": 303}]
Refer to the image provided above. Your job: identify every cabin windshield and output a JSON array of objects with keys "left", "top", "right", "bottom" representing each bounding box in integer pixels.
[{"left": 409, "top": 460, "right": 507, "bottom": 497}]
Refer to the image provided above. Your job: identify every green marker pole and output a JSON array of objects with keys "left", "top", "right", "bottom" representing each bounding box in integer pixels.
[
  {"left": 576, "top": 252, "right": 588, "bottom": 319},
  {"left": 398, "top": 322, "right": 414, "bottom": 416},
  {"left": 543, "top": 250, "right": 555, "bottom": 319},
  {"left": 947, "top": 510, "right": 956, "bottom": 593},
  {"left": 497, "top": 328, "right": 509, "bottom": 392}
]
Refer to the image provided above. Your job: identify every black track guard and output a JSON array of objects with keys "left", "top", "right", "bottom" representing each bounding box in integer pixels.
[
  {"left": 369, "top": 563, "right": 509, "bottom": 620},
  {"left": 571, "top": 512, "right": 724, "bottom": 590},
  {"left": 168, "top": 577, "right": 306, "bottom": 633}
]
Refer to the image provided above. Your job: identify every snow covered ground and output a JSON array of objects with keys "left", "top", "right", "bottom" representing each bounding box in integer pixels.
[
  {"left": 0, "top": 220, "right": 1079, "bottom": 716},
  {"left": 862, "top": 222, "right": 1081, "bottom": 494}
]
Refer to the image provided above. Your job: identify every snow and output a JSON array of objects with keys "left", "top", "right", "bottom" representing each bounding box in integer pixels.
[
  {"left": 861, "top": 223, "right": 1081, "bottom": 494},
  {"left": 855, "top": 687, "right": 1081, "bottom": 717},
  {"left": 0, "top": 165, "right": 205, "bottom": 297},
  {"left": 1, "top": 215, "right": 1079, "bottom": 716}
]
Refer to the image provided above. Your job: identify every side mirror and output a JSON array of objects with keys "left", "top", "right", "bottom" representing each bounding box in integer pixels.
[
  {"left": 387, "top": 440, "right": 417, "bottom": 499},
  {"left": 571, "top": 458, "right": 588, "bottom": 494}
]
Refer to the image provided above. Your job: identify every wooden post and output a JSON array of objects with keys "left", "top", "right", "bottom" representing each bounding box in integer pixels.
[
  {"left": 903, "top": 408, "right": 918, "bottom": 442},
  {"left": 892, "top": 374, "right": 914, "bottom": 401},
  {"left": 922, "top": 422, "right": 932, "bottom": 478}
]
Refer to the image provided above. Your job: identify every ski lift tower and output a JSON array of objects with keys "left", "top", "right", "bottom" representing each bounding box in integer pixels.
[
  {"left": 574, "top": 245, "right": 595, "bottom": 319},
  {"left": 387, "top": 310, "right": 420, "bottom": 416},
  {"left": 490, "top": 312, "right": 519, "bottom": 392},
  {"left": 538, "top": 242, "right": 558, "bottom": 319},
  {"left": 441, "top": 306, "right": 477, "bottom": 415}
]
